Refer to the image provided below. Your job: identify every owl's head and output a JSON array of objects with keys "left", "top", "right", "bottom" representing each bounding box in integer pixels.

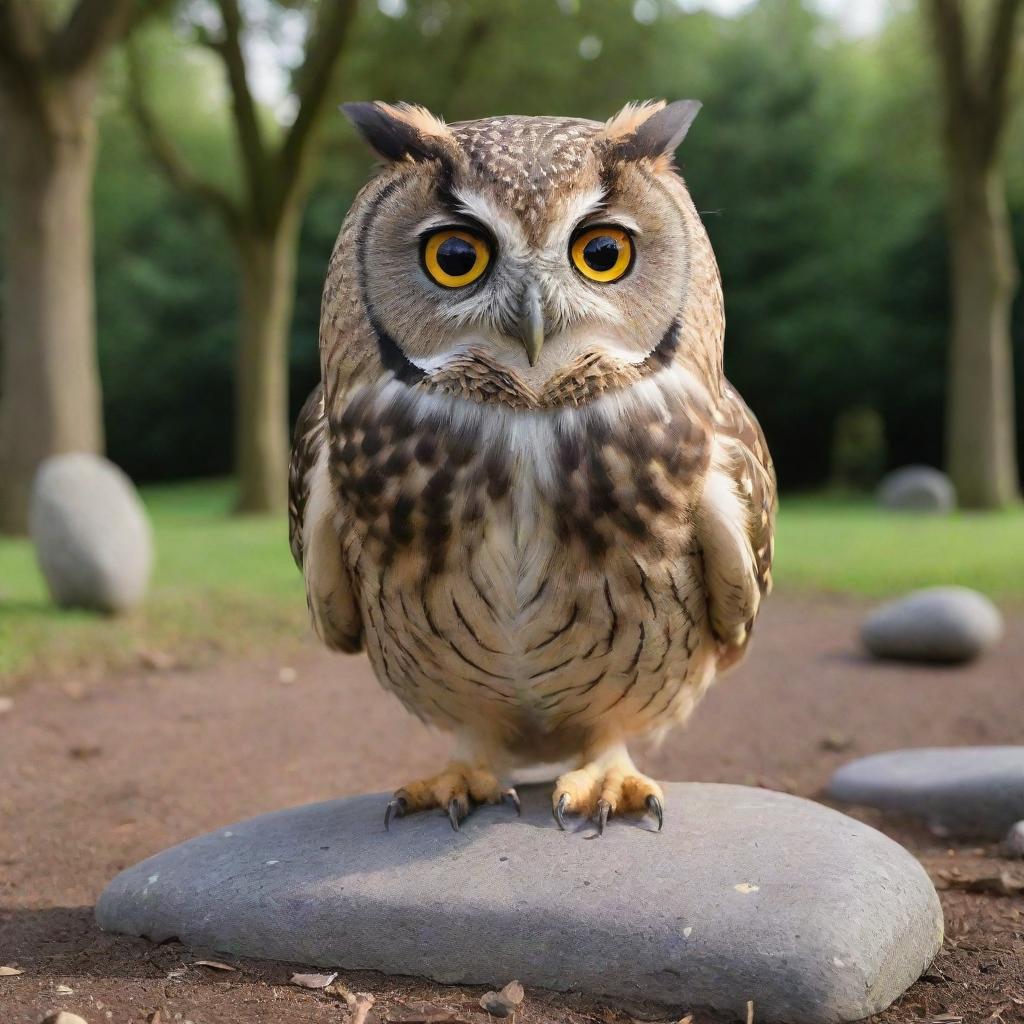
[{"left": 328, "top": 99, "right": 720, "bottom": 409}]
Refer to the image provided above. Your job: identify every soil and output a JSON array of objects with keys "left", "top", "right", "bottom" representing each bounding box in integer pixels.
[{"left": 2, "top": 592, "right": 1023, "bottom": 1024}]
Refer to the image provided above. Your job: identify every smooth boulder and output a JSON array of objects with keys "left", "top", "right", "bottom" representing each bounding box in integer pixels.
[
  {"left": 861, "top": 586, "right": 1003, "bottom": 663},
  {"left": 877, "top": 466, "right": 955, "bottom": 513},
  {"left": 96, "top": 783, "right": 943, "bottom": 1024},
  {"left": 30, "top": 453, "right": 152, "bottom": 614},
  {"left": 829, "top": 747, "right": 1024, "bottom": 839}
]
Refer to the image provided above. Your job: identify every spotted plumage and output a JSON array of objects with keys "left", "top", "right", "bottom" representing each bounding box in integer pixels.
[{"left": 289, "top": 100, "right": 776, "bottom": 831}]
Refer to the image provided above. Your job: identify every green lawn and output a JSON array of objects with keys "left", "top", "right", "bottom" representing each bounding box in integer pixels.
[
  {"left": 1, "top": 482, "right": 1021, "bottom": 686},
  {"left": 0, "top": 481, "right": 305, "bottom": 685}
]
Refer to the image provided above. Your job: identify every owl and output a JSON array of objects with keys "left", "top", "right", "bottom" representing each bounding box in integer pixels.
[{"left": 289, "top": 99, "right": 776, "bottom": 834}]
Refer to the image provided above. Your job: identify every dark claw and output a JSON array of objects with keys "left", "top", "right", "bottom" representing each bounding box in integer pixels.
[
  {"left": 646, "top": 794, "right": 664, "bottom": 832},
  {"left": 384, "top": 796, "right": 407, "bottom": 832},
  {"left": 597, "top": 798, "right": 611, "bottom": 836},
  {"left": 502, "top": 787, "right": 522, "bottom": 815},
  {"left": 554, "top": 793, "right": 570, "bottom": 831},
  {"left": 448, "top": 797, "right": 466, "bottom": 831}
]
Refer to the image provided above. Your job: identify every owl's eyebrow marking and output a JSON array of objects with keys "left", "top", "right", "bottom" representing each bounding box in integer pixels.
[{"left": 356, "top": 173, "right": 427, "bottom": 387}]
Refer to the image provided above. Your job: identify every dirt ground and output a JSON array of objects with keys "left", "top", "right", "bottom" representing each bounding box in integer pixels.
[{"left": 2, "top": 592, "right": 1023, "bottom": 1024}]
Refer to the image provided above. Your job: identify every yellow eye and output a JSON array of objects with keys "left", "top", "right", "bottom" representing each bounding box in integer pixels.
[
  {"left": 570, "top": 226, "right": 634, "bottom": 283},
  {"left": 422, "top": 228, "right": 491, "bottom": 288}
]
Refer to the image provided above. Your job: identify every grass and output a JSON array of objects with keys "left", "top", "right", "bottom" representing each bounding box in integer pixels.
[
  {"left": 0, "top": 480, "right": 304, "bottom": 686},
  {"left": 1, "top": 480, "right": 1021, "bottom": 686},
  {"left": 776, "top": 494, "right": 1024, "bottom": 600}
]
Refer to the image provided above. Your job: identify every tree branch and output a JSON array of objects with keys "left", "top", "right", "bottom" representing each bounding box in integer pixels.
[
  {"left": 213, "top": 0, "right": 271, "bottom": 222},
  {"left": 50, "top": 0, "right": 138, "bottom": 74},
  {"left": 0, "top": 0, "right": 47, "bottom": 68},
  {"left": 979, "top": 0, "right": 1024, "bottom": 156},
  {"left": 927, "top": 0, "right": 981, "bottom": 149},
  {"left": 126, "top": 40, "right": 243, "bottom": 232},
  {"left": 271, "top": 0, "right": 359, "bottom": 221}
]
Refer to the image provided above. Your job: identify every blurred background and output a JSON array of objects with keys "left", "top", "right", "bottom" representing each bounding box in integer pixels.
[{"left": 0, "top": 0, "right": 1021, "bottom": 681}]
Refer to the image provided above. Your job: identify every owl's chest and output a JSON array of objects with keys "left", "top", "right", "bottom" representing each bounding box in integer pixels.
[{"left": 330, "top": 381, "right": 711, "bottom": 583}]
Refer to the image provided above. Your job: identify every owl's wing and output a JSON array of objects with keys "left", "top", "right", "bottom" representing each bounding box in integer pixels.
[
  {"left": 288, "top": 384, "right": 364, "bottom": 653},
  {"left": 694, "top": 380, "right": 777, "bottom": 667}
]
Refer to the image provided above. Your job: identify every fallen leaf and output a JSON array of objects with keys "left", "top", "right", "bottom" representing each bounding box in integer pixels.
[
  {"left": 138, "top": 649, "right": 177, "bottom": 671},
  {"left": 194, "top": 960, "right": 237, "bottom": 972},
  {"left": 678, "top": 1017, "right": 694, "bottom": 1024},
  {"left": 0, "top": 965, "right": 24, "bottom": 976},
  {"left": 734, "top": 883, "right": 760, "bottom": 894},
  {"left": 499, "top": 980, "right": 524, "bottom": 1006},
  {"left": 325, "top": 982, "right": 356, "bottom": 1004},
  {"left": 931, "top": 1015, "right": 963, "bottom": 1023},
  {"left": 935, "top": 870, "right": 1024, "bottom": 897},
  {"left": 290, "top": 971, "right": 337, "bottom": 989},
  {"left": 352, "top": 993, "right": 376, "bottom": 1024},
  {"left": 68, "top": 744, "right": 103, "bottom": 760},
  {"left": 278, "top": 666, "right": 298, "bottom": 684},
  {"left": 479, "top": 990, "right": 517, "bottom": 1018},
  {"left": 55, "top": 983, "right": 74, "bottom": 995},
  {"left": 165, "top": 967, "right": 187, "bottom": 979},
  {"left": 0, "top": 697, "right": 13, "bottom": 715}
]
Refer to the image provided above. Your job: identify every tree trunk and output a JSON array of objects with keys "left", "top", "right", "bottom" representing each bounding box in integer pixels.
[
  {"left": 944, "top": 158, "right": 1021, "bottom": 508},
  {"left": 0, "top": 84, "right": 104, "bottom": 534},
  {"left": 232, "top": 204, "right": 300, "bottom": 515}
]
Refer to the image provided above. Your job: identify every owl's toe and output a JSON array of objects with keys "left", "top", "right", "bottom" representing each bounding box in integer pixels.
[
  {"left": 552, "top": 758, "right": 665, "bottom": 834},
  {"left": 383, "top": 760, "right": 513, "bottom": 832}
]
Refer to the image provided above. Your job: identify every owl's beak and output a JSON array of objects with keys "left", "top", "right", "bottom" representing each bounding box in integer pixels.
[{"left": 517, "top": 282, "right": 545, "bottom": 366}]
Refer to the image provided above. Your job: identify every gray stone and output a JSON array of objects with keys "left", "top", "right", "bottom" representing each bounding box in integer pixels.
[
  {"left": 29, "top": 454, "right": 152, "bottom": 614},
  {"left": 877, "top": 466, "right": 955, "bottom": 513},
  {"left": 1004, "top": 821, "right": 1024, "bottom": 858},
  {"left": 829, "top": 747, "right": 1024, "bottom": 839},
  {"left": 96, "top": 783, "right": 942, "bottom": 1023},
  {"left": 861, "top": 586, "right": 1003, "bottom": 663}
]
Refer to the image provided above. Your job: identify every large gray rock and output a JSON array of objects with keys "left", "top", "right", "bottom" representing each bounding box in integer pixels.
[
  {"left": 96, "top": 783, "right": 942, "bottom": 1023},
  {"left": 861, "top": 586, "right": 1003, "bottom": 663},
  {"left": 30, "top": 453, "right": 152, "bottom": 614},
  {"left": 829, "top": 747, "right": 1024, "bottom": 839},
  {"left": 877, "top": 466, "right": 955, "bottom": 513}
]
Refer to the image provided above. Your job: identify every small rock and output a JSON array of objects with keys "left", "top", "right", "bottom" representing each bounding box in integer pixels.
[
  {"left": 829, "top": 747, "right": 1024, "bottom": 839},
  {"left": 861, "top": 587, "right": 1003, "bottom": 663},
  {"left": 1003, "top": 821, "right": 1024, "bottom": 858},
  {"left": 29, "top": 454, "right": 153, "bottom": 614},
  {"left": 877, "top": 466, "right": 955, "bottom": 513},
  {"left": 278, "top": 666, "right": 298, "bottom": 685},
  {"left": 40, "top": 1013, "right": 89, "bottom": 1024},
  {"left": 0, "top": 696, "right": 13, "bottom": 716}
]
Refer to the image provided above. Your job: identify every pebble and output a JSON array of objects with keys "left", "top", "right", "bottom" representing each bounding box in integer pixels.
[
  {"left": 829, "top": 747, "right": 1024, "bottom": 838},
  {"left": 861, "top": 587, "right": 1003, "bottom": 663}
]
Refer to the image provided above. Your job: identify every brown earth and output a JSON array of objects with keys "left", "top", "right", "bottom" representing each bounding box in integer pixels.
[{"left": 1, "top": 592, "right": 1023, "bottom": 1024}]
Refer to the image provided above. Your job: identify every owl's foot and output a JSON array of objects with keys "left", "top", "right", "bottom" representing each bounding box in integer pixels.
[
  {"left": 552, "top": 754, "right": 664, "bottom": 835},
  {"left": 384, "top": 760, "right": 520, "bottom": 832}
]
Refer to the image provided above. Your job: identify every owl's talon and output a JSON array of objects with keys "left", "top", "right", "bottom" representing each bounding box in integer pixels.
[
  {"left": 597, "top": 798, "right": 611, "bottom": 836},
  {"left": 448, "top": 797, "right": 467, "bottom": 831},
  {"left": 384, "top": 796, "right": 407, "bottom": 832},
  {"left": 554, "top": 793, "right": 570, "bottom": 830},
  {"left": 503, "top": 787, "right": 522, "bottom": 815},
  {"left": 646, "top": 794, "right": 664, "bottom": 831}
]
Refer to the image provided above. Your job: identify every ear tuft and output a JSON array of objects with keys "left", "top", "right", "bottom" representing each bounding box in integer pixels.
[
  {"left": 608, "top": 99, "right": 702, "bottom": 161},
  {"left": 342, "top": 101, "right": 450, "bottom": 162}
]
